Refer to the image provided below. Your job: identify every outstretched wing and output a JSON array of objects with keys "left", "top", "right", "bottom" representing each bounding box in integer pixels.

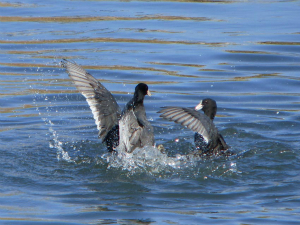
[
  {"left": 158, "top": 107, "right": 215, "bottom": 143},
  {"left": 61, "top": 59, "right": 121, "bottom": 141}
]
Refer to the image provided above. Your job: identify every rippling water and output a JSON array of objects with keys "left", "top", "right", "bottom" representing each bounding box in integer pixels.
[{"left": 1, "top": 0, "right": 300, "bottom": 224}]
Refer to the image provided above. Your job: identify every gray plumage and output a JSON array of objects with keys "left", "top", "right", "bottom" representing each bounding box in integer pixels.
[
  {"left": 158, "top": 107, "right": 215, "bottom": 144},
  {"left": 119, "top": 83, "right": 155, "bottom": 153},
  {"left": 61, "top": 59, "right": 154, "bottom": 152},
  {"left": 158, "top": 98, "right": 228, "bottom": 154}
]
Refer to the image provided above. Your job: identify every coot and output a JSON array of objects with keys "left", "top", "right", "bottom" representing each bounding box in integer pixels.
[
  {"left": 158, "top": 98, "right": 228, "bottom": 155},
  {"left": 61, "top": 59, "right": 155, "bottom": 153}
]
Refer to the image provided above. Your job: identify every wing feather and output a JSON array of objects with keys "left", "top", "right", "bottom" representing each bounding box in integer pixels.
[
  {"left": 158, "top": 107, "right": 218, "bottom": 143},
  {"left": 61, "top": 59, "right": 121, "bottom": 141}
]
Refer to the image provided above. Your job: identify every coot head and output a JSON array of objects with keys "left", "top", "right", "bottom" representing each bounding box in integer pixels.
[
  {"left": 195, "top": 98, "right": 217, "bottom": 120},
  {"left": 134, "top": 83, "right": 151, "bottom": 102}
]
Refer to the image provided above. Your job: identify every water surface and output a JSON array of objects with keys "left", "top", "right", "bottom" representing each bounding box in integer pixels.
[{"left": 1, "top": 0, "right": 300, "bottom": 224}]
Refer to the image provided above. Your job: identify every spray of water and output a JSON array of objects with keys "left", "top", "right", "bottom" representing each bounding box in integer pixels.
[{"left": 32, "top": 63, "right": 74, "bottom": 163}]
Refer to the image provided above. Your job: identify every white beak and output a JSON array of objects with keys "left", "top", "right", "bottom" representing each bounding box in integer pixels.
[{"left": 195, "top": 100, "right": 203, "bottom": 111}]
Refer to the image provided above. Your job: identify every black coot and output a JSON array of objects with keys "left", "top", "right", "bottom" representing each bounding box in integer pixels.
[
  {"left": 158, "top": 98, "right": 228, "bottom": 155},
  {"left": 61, "top": 59, "right": 155, "bottom": 153}
]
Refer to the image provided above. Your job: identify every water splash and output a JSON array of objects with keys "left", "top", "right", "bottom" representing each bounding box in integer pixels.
[
  {"left": 100, "top": 144, "right": 240, "bottom": 178},
  {"left": 47, "top": 119, "right": 74, "bottom": 163},
  {"left": 30, "top": 75, "right": 74, "bottom": 163},
  {"left": 105, "top": 146, "right": 197, "bottom": 174}
]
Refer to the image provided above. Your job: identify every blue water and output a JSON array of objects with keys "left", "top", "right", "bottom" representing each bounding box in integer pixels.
[{"left": 1, "top": 0, "right": 300, "bottom": 224}]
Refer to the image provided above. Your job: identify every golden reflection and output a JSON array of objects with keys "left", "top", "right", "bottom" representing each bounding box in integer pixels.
[
  {"left": 122, "top": 28, "right": 183, "bottom": 34},
  {"left": 258, "top": 41, "right": 300, "bottom": 45},
  {"left": 0, "top": 2, "right": 31, "bottom": 7},
  {"left": 30, "top": 55, "right": 83, "bottom": 59},
  {"left": 82, "top": 64, "right": 176, "bottom": 74},
  {"left": 0, "top": 105, "right": 39, "bottom": 118},
  {"left": 0, "top": 104, "right": 36, "bottom": 113},
  {"left": 119, "top": 81, "right": 177, "bottom": 85},
  {"left": 230, "top": 73, "right": 280, "bottom": 81},
  {"left": 225, "top": 50, "right": 276, "bottom": 54},
  {"left": 0, "top": 89, "right": 75, "bottom": 96},
  {"left": 4, "top": 49, "right": 90, "bottom": 55},
  {"left": 0, "top": 81, "right": 178, "bottom": 97},
  {"left": 0, "top": 62, "right": 56, "bottom": 68},
  {"left": 199, "top": 69, "right": 225, "bottom": 72},
  {"left": 9, "top": 113, "right": 40, "bottom": 118},
  {"left": 0, "top": 108, "right": 21, "bottom": 114},
  {"left": 0, "top": 37, "right": 230, "bottom": 47},
  {"left": 0, "top": 217, "right": 53, "bottom": 222},
  {"left": 223, "top": 31, "right": 247, "bottom": 36},
  {"left": 84, "top": 65, "right": 202, "bottom": 78},
  {"left": 0, "top": 72, "right": 29, "bottom": 76},
  {"left": 148, "top": 61, "right": 205, "bottom": 68},
  {"left": 218, "top": 62, "right": 233, "bottom": 65},
  {"left": 0, "top": 15, "right": 217, "bottom": 23},
  {"left": 167, "top": 210, "right": 197, "bottom": 215},
  {"left": 0, "top": 62, "right": 191, "bottom": 77},
  {"left": 3, "top": 49, "right": 141, "bottom": 55},
  {"left": 80, "top": 206, "right": 115, "bottom": 212},
  {"left": 266, "top": 109, "right": 300, "bottom": 112}
]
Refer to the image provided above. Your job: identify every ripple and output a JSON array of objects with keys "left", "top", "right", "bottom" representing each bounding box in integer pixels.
[
  {"left": 0, "top": 15, "right": 218, "bottom": 23},
  {"left": 258, "top": 41, "right": 300, "bottom": 46},
  {"left": 0, "top": 37, "right": 231, "bottom": 47},
  {"left": 1, "top": 0, "right": 300, "bottom": 223}
]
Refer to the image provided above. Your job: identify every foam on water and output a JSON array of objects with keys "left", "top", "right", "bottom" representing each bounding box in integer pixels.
[
  {"left": 99, "top": 145, "right": 239, "bottom": 178},
  {"left": 105, "top": 146, "right": 197, "bottom": 172}
]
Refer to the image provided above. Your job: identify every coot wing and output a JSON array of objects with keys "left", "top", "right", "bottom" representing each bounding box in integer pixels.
[
  {"left": 158, "top": 107, "right": 216, "bottom": 144},
  {"left": 61, "top": 59, "right": 121, "bottom": 141}
]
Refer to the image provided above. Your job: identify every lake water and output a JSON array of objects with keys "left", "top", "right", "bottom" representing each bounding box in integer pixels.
[{"left": 1, "top": 0, "right": 300, "bottom": 224}]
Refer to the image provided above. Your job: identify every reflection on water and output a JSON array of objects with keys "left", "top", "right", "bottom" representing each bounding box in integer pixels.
[
  {"left": 1, "top": 0, "right": 300, "bottom": 224},
  {"left": 0, "top": 15, "right": 217, "bottom": 22},
  {"left": 0, "top": 37, "right": 230, "bottom": 47}
]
